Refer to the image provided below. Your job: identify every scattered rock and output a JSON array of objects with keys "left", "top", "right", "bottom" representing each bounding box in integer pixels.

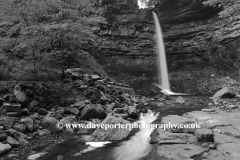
[
  {"left": 12, "top": 124, "right": 26, "bottom": 133},
  {"left": 21, "top": 117, "right": 34, "bottom": 131},
  {"left": 41, "top": 116, "right": 62, "bottom": 134},
  {"left": 28, "top": 100, "right": 39, "bottom": 111},
  {"left": 127, "top": 106, "right": 138, "bottom": 119},
  {"left": 38, "top": 129, "right": 51, "bottom": 136},
  {"left": 3, "top": 103, "right": 21, "bottom": 112},
  {"left": 212, "top": 87, "right": 236, "bottom": 99},
  {"left": 176, "top": 96, "right": 185, "bottom": 104},
  {"left": 7, "top": 136, "right": 22, "bottom": 148},
  {"left": 0, "top": 142, "right": 12, "bottom": 155},
  {"left": 27, "top": 152, "right": 47, "bottom": 160},
  {"left": 80, "top": 104, "right": 107, "bottom": 120},
  {"left": 6, "top": 111, "right": 22, "bottom": 117},
  {"left": 37, "top": 108, "right": 48, "bottom": 115}
]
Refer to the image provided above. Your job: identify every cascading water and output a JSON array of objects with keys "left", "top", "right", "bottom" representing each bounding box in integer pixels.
[
  {"left": 113, "top": 111, "right": 159, "bottom": 160},
  {"left": 152, "top": 12, "right": 190, "bottom": 96},
  {"left": 152, "top": 12, "right": 170, "bottom": 91}
]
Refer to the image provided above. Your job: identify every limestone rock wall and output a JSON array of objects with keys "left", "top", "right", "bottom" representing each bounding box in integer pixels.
[{"left": 93, "top": 0, "right": 240, "bottom": 78}]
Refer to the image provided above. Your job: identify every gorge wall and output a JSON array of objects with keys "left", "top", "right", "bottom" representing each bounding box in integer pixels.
[{"left": 92, "top": 0, "right": 240, "bottom": 80}]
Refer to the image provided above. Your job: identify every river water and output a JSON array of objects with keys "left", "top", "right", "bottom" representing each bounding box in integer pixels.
[{"left": 11, "top": 96, "right": 209, "bottom": 160}]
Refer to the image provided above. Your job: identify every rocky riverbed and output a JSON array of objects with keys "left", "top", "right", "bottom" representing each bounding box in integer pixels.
[{"left": 0, "top": 67, "right": 240, "bottom": 160}]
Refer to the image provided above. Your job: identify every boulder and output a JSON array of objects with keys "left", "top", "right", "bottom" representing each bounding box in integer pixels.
[
  {"left": 176, "top": 96, "right": 185, "bottom": 104},
  {"left": 7, "top": 136, "right": 22, "bottom": 148},
  {"left": 37, "top": 108, "right": 48, "bottom": 115},
  {"left": 21, "top": 117, "right": 34, "bottom": 131},
  {"left": 60, "top": 116, "right": 78, "bottom": 125},
  {"left": 6, "top": 111, "right": 22, "bottom": 117},
  {"left": 41, "top": 116, "right": 62, "bottom": 134},
  {"left": 28, "top": 100, "right": 39, "bottom": 111},
  {"left": 12, "top": 124, "right": 26, "bottom": 133},
  {"left": 0, "top": 142, "right": 12, "bottom": 155},
  {"left": 195, "top": 128, "right": 214, "bottom": 142},
  {"left": 89, "top": 115, "right": 132, "bottom": 141},
  {"left": 14, "top": 131, "right": 29, "bottom": 144},
  {"left": 80, "top": 104, "right": 107, "bottom": 120},
  {"left": 64, "top": 107, "right": 79, "bottom": 115},
  {"left": 127, "top": 106, "right": 138, "bottom": 119},
  {"left": 3, "top": 103, "right": 21, "bottom": 112},
  {"left": 38, "top": 129, "right": 51, "bottom": 136},
  {"left": 212, "top": 87, "right": 236, "bottom": 99},
  {"left": 0, "top": 134, "right": 7, "bottom": 142},
  {"left": 3, "top": 116, "right": 16, "bottom": 129}
]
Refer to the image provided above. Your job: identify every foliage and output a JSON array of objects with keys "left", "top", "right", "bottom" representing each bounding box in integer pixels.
[
  {"left": 0, "top": 0, "right": 106, "bottom": 80},
  {"left": 203, "top": 0, "right": 240, "bottom": 18}
]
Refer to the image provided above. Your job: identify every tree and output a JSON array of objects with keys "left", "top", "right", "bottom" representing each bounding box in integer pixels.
[{"left": 203, "top": 0, "right": 240, "bottom": 18}]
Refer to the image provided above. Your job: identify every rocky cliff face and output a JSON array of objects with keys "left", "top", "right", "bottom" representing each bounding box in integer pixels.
[
  {"left": 91, "top": 0, "right": 240, "bottom": 94},
  {"left": 94, "top": 0, "right": 240, "bottom": 76}
]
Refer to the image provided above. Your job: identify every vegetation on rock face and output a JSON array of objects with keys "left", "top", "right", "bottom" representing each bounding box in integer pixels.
[
  {"left": 203, "top": 0, "right": 240, "bottom": 18},
  {"left": 0, "top": 0, "right": 107, "bottom": 80}
]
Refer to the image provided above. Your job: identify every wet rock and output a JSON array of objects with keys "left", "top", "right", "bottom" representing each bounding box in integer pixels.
[
  {"left": 21, "top": 117, "right": 34, "bottom": 131},
  {"left": 161, "top": 115, "right": 197, "bottom": 133},
  {"left": 0, "top": 142, "right": 12, "bottom": 155},
  {"left": 195, "top": 129, "right": 214, "bottom": 142},
  {"left": 212, "top": 87, "right": 236, "bottom": 99},
  {"left": 156, "top": 144, "right": 205, "bottom": 160},
  {"left": 12, "top": 124, "right": 26, "bottom": 133},
  {"left": 7, "top": 136, "right": 22, "bottom": 148},
  {"left": 176, "top": 96, "right": 185, "bottom": 104},
  {"left": 27, "top": 152, "right": 47, "bottom": 160},
  {"left": 127, "top": 106, "right": 138, "bottom": 119},
  {"left": 3, "top": 103, "right": 21, "bottom": 112},
  {"left": 28, "top": 100, "right": 39, "bottom": 111},
  {"left": 80, "top": 104, "right": 107, "bottom": 120},
  {"left": 41, "top": 116, "right": 62, "bottom": 134},
  {"left": 217, "top": 143, "right": 240, "bottom": 160},
  {"left": 89, "top": 115, "right": 132, "bottom": 141},
  {"left": 38, "top": 129, "right": 51, "bottom": 136}
]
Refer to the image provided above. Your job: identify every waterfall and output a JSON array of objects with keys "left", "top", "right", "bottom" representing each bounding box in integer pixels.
[{"left": 113, "top": 112, "right": 159, "bottom": 160}]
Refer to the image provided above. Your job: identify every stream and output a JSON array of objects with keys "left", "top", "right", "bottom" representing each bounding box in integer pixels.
[{"left": 5, "top": 96, "right": 210, "bottom": 160}]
